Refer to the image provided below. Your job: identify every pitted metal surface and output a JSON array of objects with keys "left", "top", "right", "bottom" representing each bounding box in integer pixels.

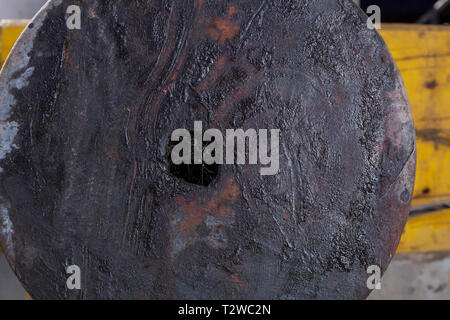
[{"left": 0, "top": 0, "right": 415, "bottom": 299}]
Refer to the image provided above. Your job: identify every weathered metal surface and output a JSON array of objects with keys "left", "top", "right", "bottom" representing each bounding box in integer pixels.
[{"left": 0, "top": 0, "right": 415, "bottom": 299}]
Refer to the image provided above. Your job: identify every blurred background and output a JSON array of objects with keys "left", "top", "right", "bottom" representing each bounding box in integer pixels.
[
  {"left": 0, "top": 0, "right": 449, "bottom": 300},
  {"left": 359, "top": 0, "right": 450, "bottom": 24},
  {"left": 0, "top": 0, "right": 46, "bottom": 19}
]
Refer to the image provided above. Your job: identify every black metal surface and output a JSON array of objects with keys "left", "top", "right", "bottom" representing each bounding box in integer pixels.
[
  {"left": 0, "top": 0, "right": 416, "bottom": 299},
  {"left": 360, "top": 0, "right": 450, "bottom": 23}
]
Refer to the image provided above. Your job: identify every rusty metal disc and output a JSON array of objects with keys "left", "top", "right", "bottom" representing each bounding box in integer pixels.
[{"left": 0, "top": 0, "right": 416, "bottom": 299}]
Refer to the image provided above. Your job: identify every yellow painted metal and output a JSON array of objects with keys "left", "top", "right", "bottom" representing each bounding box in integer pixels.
[
  {"left": 380, "top": 24, "right": 450, "bottom": 253},
  {"left": 380, "top": 24, "right": 450, "bottom": 207},
  {"left": 0, "top": 22, "right": 449, "bottom": 254},
  {"left": 0, "top": 20, "right": 28, "bottom": 67},
  {"left": 397, "top": 209, "right": 450, "bottom": 253}
]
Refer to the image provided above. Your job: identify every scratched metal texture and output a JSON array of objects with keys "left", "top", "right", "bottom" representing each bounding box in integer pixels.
[{"left": 0, "top": 0, "right": 416, "bottom": 299}]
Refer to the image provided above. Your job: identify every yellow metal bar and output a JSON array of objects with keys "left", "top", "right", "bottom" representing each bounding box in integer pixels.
[
  {"left": 379, "top": 24, "right": 450, "bottom": 253},
  {"left": 380, "top": 24, "right": 450, "bottom": 208},
  {"left": 397, "top": 209, "right": 450, "bottom": 253},
  {"left": 0, "top": 20, "right": 28, "bottom": 67},
  {"left": 0, "top": 22, "right": 449, "bottom": 254},
  {"left": 380, "top": 24, "right": 450, "bottom": 252}
]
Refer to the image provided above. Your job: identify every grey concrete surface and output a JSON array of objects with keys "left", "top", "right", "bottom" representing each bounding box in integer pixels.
[
  {"left": 0, "top": 254, "right": 26, "bottom": 300},
  {"left": 0, "top": 0, "right": 47, "bottom": 19},
  {"left": 368, "top": 252, "right": 450, "bottom": 300}
]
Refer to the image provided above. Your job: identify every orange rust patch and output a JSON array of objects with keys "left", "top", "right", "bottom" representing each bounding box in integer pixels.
[
  {"left": 228, "top": 6, "right": 242, "bottom": 15},
  {"left": 176, "top": 176, "right": 241, "bottom": 236},
  {"left": 206, "top": 11, "right": 240, "bottom": 46}
]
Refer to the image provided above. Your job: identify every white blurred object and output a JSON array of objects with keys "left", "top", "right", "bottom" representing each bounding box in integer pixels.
[
  {"left": 368, "top": 252, "right": 450, "bottom": 300},
  {"left": 0, "top": 0, "right": 47, "bottom": 19}
]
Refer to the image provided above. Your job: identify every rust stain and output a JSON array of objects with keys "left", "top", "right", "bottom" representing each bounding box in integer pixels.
[
  {"left": 228, "top": 6, "right": 241, "bottom": 16},
  {"left": 63, "top": 45, "right": 73, "bottom": 67},
  {"left": 205, "top": 6, "right": 241, "bottom": 46},
  {"left": 207, "top": 18, "right": 240, "bottom": 45},
  {"left": 176, "top": 176, "right": 241, "bottom": 236},
  {"left": 231, "top": 273, "right": 246, "bottom": 289}
]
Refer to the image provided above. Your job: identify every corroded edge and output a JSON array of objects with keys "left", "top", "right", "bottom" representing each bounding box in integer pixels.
[
  {"left": 0, "top": 0, "right": 417, "bottom": 300},
  {"left": 0, "top": 0, "right": 62, "bottom": 264}
]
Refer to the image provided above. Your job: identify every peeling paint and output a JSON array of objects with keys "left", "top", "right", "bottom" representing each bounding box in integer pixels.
[
  {"left": 0, "top": 203, "right": 14, "bottom": 259},
  {"left": 0, "top": 0, "right": 62, "bottom": 257},
  {"left": 0, "top": 0, "right": 60, "bottom": 164}
]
